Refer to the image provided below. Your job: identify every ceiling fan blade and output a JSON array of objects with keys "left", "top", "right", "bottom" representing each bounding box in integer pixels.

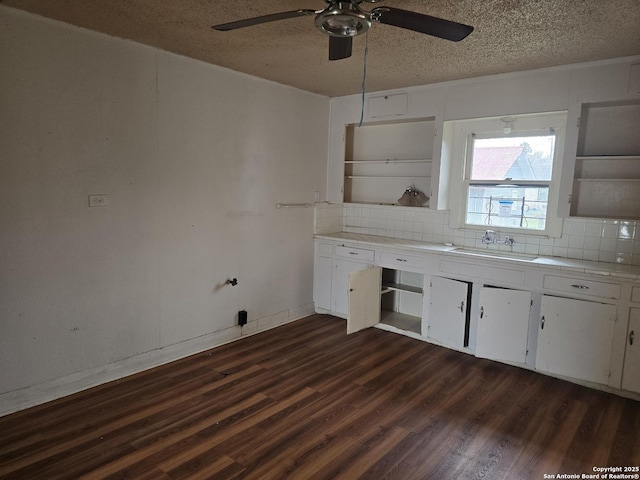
[
  {"left": 329, "top": 36, "right": 353, "bottom": 61},
  {"left": 212, "top": 9, "right": 316, "bottom": 31},
  {"left": 371, "top": 7, "right": 473, "bottom": 42}
]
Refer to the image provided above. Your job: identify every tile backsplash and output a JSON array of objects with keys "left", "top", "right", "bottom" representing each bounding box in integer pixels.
[
  {"left": 314, "top": 203, "right": 640, "bottom": 266},
  {"left": 314, "top": 202, "right": 344, "bottom": 235}
]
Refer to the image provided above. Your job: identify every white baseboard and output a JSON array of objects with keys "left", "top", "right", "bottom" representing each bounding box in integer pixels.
[{"left": 0, "top": 305, "right": 315, "bottom": 417}]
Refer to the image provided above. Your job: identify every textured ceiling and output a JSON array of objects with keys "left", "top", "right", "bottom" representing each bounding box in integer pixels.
[{"left": 3, "top": 0, "right": 640, "bottom": 97}]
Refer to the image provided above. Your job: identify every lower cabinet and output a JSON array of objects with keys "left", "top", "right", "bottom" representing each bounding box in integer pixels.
[
  {"left": 427, "top": 276, "right": 471, "bottom": 350},
  {"left": 347, "top": 266, "right": 424, "bottom": 335},
  {"left": 347, "top": 266, "right": 382, "bottom": 334},
  {"left": 476, "top": 286, "right": 531, "bottom": 365},
  {"left": 313, "top": 254, "right": 333, "bottom": 311},
  {"left": 536, "top": 295, "right": 617, "bottom": 385},
  {"left": 313, "top": 237, "right": 639, "bottom": 398},
  {"left": 622, "top": 308, "right": 640, "bottom": 393},
  {"left": 332, "top": 258, "right": 373, "bottom": 316}
]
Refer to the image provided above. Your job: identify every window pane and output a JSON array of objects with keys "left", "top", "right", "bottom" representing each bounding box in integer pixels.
[
  {"left": 470, "top": 136, "right": 555, "bottom": 181},
  {"left": 466, "top": 184, "right": 548, "bottom": 230}
]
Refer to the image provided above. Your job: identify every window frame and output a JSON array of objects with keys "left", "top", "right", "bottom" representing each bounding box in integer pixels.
[
  {"left": 464, "top": 130, "right": 556, "bottom": 231},
  {"left": 448, "top": 112, "right": 567, "bottom": 238}
]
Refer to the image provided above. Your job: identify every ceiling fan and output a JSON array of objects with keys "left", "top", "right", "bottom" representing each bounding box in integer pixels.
[{"left": 212, "top": 0, "right": 474, "bottom": 61}]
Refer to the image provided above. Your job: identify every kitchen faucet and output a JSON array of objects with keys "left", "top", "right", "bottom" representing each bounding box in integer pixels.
[{"left": 482, "top": 230, "right": 515, "bottom": 246}]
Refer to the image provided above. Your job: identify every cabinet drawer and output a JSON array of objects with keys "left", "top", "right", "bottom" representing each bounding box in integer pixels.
[
  {"left": 335, "top": 245, "right": 374, "bottom": 262},
  {"left": 543, "top": 275, "right": 620, "bottom": 300},
  {"left": 379, "top": 251, "right": 425, "bottom": 270},
  {"left": 632, "top": 286, "right": 640, "bottom": 303},
  {"left": 316, "top": 243, "right": 333, "bottom": 256}
]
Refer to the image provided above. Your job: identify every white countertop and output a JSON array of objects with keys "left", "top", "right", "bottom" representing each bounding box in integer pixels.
[{"left": 315, "top": 232, "right": 640, "bottom": 280}]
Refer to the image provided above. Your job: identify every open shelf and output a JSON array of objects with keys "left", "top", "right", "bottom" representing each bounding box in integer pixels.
[
  {"left": 382, "top": 283, "right": 423, "bottom": 295},
  {"left": 574, "top": 155, "right": 640, "bottom": 179},
  {"left": 575, "top": 178, "right": 640, "bottom": 182},
  {"left": 344, "top": 118, "right": 434, "bottom": 205},
  {"left": 344, "top": 176, "right": 430, "bottom": 206},
  {"left": 571, "top": 178, "right": 640, "bottom": 219},
  {"left": 380, "top": 310, "right": 421, "bottom": 335},
  {"left": 346, "top": 175, "right": 430, "bottom": 180},
  {"left": 345, "top": 159, "right": 431, "bottom": 164},
  {"left": 576, "top": 155, "right": 640, "bottom": 159},
  {"left": 571, "top": 100, "right": 640, "bottom": 219}
]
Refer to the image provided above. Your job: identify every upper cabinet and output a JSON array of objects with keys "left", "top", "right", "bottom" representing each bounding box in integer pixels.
[
  {"left": 343, "top": 118, "right": 436, "bottom": 207},
  {"left": 570, "top": 99, "right": 640, "bottom": 220}
]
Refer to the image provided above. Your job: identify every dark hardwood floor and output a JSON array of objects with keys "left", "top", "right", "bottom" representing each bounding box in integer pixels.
[{"left": 1, "top": 314, "right": 638, "bottom": 479}]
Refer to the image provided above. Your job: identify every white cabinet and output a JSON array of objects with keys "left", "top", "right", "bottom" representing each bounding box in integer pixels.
[
  {"left": 476, "top": 287, "right": 532, "bottom": 365},
  {"left": 622, "top": 308, "right": 640, "bottom": 393},
  {"left": 313, "top": 255, "right": 332, "bottom": 311},
  {"left": 633, "top": 286, "right": 640, "bottom": 303},
  {"left": 344, "top": 118, "right": 435, "bottom": 206},
  {"left": 543, "top": 275, "right": 620, "bottom": 300},
  {"left": 313, "top": 235, "right": 640, "bottom": 398},
  {"left": 379, "top": 251, "right": 425, "bottom": 272},
  {"left": 536, "top": 295, "right": 617, "bottom": 385},
  {"left": 344, "top": 265, "right": 424, "bottom": 336},
  {"left": 428, "top": 276, "right": 470, "bottom": 350},
  {"left": 314, "top": 242, "right": 424, "bottom": 334},
  {"left": 330, "top": 245, "right": 375, "bottom": 316},
  {"left": 332, "top": 258, "right": 373, "bottom": 316},
  {"left": 313, "top": 242, "right": 333, "bottom": 311},
  {"left": 347, "top": 267, "right": 381, "bottom": 334}
]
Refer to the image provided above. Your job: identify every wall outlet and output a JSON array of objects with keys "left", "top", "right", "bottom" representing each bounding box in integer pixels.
[
  {"left": 238, "top": 310, "right": 247, "bottom": 326},
  {"left": 88, "top": 194, "right": 109, "bottom": 207}
]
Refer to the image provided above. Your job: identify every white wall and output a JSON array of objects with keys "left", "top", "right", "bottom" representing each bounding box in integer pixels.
[{"left": 0, "top": 7, "right": 329, "bottom": 415}]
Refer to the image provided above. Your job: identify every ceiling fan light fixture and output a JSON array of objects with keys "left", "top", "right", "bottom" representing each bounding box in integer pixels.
[{"left": 315, "top": 2, "right": 371, "bottom": 37}]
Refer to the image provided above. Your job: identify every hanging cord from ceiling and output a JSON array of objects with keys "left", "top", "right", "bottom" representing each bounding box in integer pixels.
[{"left": 358, "top": 33, "right": 369, "bottom": 127}]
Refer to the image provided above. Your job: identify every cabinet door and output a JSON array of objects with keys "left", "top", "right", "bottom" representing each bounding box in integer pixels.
[
  {"left": 313, "top": 255, "right": 332, "bottom": 311},
  {"left": 347, "top": 267, "right": 382, "bottom": 334},
  {"left": 332, "top": 258, "right": 372, "bottom": 316},
  {"left": 622, "top": 308, "right": 640, "bottom": 393},
  {"left": 476, "top": 287, "right": 531, "bottom": 364},
  {"left": 536, "top": 295, "right": 616, "bottom": 385},
  {"left": 428, "top": 276, "right": 469, "bottom": 350}
]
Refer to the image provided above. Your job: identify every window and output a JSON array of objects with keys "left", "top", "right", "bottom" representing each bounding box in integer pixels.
[
  {"left": 465, "top": 133, "right": 556, "bottom": 231},
  {"left": 448, "top": 112, "right": 567, "bottom": 237}
]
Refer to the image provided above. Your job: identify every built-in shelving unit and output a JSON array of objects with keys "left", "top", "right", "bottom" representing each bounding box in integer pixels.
[
  {"left": 382, "top": 282, "right": 423, "bottom": 295},
  {"left": 344, "top": 118, "right": 434, "bottom": 205},
  {"left": 571, "top": 100, "right": 640, "bottom": 219}
]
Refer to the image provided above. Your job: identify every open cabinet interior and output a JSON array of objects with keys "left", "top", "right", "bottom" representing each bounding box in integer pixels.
[
  {"left": 347, "top": 266, "right": 424, "bottom": 336},
  {"left": 380, "top": 268, "right": 424, "bottom": 335}
]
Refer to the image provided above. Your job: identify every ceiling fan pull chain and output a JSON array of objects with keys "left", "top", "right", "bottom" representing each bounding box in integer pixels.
[{"left": 358, "top": 32, "right": 369, "bottom": 128}]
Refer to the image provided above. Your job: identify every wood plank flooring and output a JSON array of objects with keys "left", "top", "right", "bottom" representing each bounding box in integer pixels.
[{"left": 1, "top": 314, "right": 639, "bottom": 479}]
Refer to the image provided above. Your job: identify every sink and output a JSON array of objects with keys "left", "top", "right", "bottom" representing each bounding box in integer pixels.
[{"left": 452, "top": 248, "right": 538, "bottom": 262}]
